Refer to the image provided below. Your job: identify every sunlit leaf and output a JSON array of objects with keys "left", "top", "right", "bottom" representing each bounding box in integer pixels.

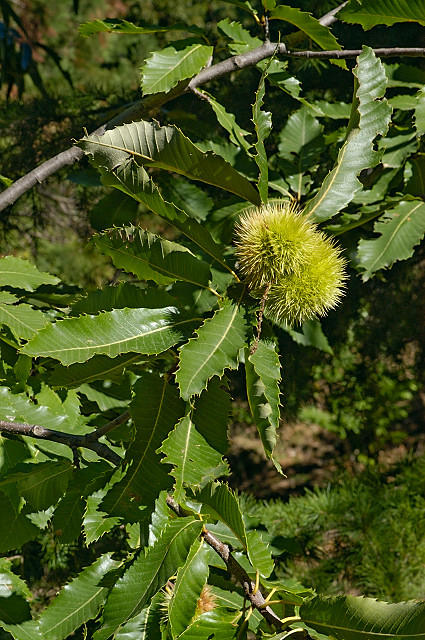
[
  {"left": 159, "top": 412, "right": 228, "bottom": 501},
  {"left": 0, "top": 256, "right": 59, "bottom": 291},
  {"left": 253, "top": 65, "right": 272, "bottom": 203},
  {"left": 176, "top": 299, "right": 248, "bottom": 400},
  {"left": 22, "top": 307, "right": 198, "bottom": 365},
  {"left": 142, "top": 40, "right": 213, "bottom": 95}
]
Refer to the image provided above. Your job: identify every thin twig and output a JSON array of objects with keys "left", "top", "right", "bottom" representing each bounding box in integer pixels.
[{"left": 251, "top": 282, "right": 270, "bottom": 355}]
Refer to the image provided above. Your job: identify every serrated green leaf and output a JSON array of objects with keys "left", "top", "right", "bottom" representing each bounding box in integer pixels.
[
  {"left": 197, "top": 482, "right": 247, "bottom": 549},
  {"left": 304, "top": 47, "right": 392, "bottom": 222},
  {"left": 0, "top": 257, "right": 59, "bottom": 292},
  {"left": 253, "top": 67, "right": 272, "bottom": 203},
  {"left": 158, "top": 177, "right": 213, "bottom": 222},
  {"left": 0, "top": 491, "right": 40, "bottom": 553},
  {"left": 84, "top": 493, "right": 120, "bottom": 544},
  {"left": 285, "top": 319, "right": 333, "bottom": 354},
  {"left": 338, "top": 0, "right": 425, "bottom": 29},
  {"left": 178, "top": 610, "right": 239, "bottom": 640},
  {"left": 246, "top": 530, "right": 274, "bottom": 578},
  {"left": 1, "top": 461, "right": 73, "bottom": 511},
  {"left": 300, "top": 594, "right": 425, "bottom": 640},
  {"left": 52, "top": 491, "right": 85, "bottom": 544},
  {"left": 159, "top": 413, "right": 228, "bottom": 502},
  {"left": 379, "top": 132, "right": 417, "bottom": 168},
  {"left": 79, "top": 18, "right": 205, "bottom": 38},
  {"left": 357, "top": 199, "right": 425, "bottom": 280},
  {"left": 71, "top": 283, "right": 177, "bottom": 316},
  {"left": 90, "top": 189, "right": 139, "bottom": 231},
  {"left": 270, "top": 5, "right": 344, "bottom": 67},
  {"left": 0, "top": 620, "right": 43, "bottom": 640},
  {"left": 38, "top": 554, "right": 117, "bottom": 640},
  {"left": 78, "top": 120, "right": 260, "bottom": 205},
  {"left": 176, "top": 299, "right": 247, "bottom": 400},
  {"left": 0, "top": 302, "right": 50, "bottom": 342},
  {"left": 414, "top": 87, "right": 425, "bottom": 137},
  {"left": 51, "top": 353, "right": 142, "bottom": 388},
  {"left": 94, "top": 518, "right": 203, "bottom": 640},
  {"left": 217, "top": 18, "right": 261, "bottom": 55},
  {"left": 207, "top": 93, "right": 252, "bottom": 154},
  {"left": 114, "top": 593, "right": 164, "bottom": 640},
  {"left": 94, "top": 226, "right": 212, "bottom": 288},
  {"left": 22, "top": 307, "right": 198, "bottom": 365},
  {"left": 168, "top": 541, "right": 209, "bottom": 637},
  {"left": 100, "top": 373, "right": 185, "bottom": 520},
  {"left": 245, "top": 340, "right": 281, "bottom": 465},
  {"left": 142, "top": 41, "right": 213, "bottom": 95}
]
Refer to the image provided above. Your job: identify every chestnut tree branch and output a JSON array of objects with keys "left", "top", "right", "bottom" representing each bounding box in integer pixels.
[
  {"left": 0, "top": 0, "right": 422, "bottom": 213},
  {"left": 165, "top": 495, "right": 286, "bottom": 631},
  {"left": 0, "top": 410, "right": 130, "bottom": 465}
]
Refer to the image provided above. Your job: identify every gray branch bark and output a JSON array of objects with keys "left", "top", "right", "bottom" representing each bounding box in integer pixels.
[{"left": 0, "top": 410, "right": 130, "bottom": 465}]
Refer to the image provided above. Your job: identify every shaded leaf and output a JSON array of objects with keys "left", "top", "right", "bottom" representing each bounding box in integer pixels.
[
  {"left": 285, "top": 319, "right": 333, "bottom": 354},
  {"left": 78, "top": 120, "right": 260, "bottom": 205},
  {"left": 158, "top": 177, "right": 213, "bottom": 222},
  {"left": 79, "top": 18, "right": 205, "bottom": 38},
  {"left": 90, "top": 189, "right": 139, "bottom": 231},
  {"left": 38, "top": 555, "right": 117, "bottom": 640},
  {"left": 0, "top": 257, "right": 59, "bottom": 291},
  {"left": 0, "top": 558, "right": 32, "bottom": 624},
  {"left": 159, "top": 413, "right": 229, "bottom": 502},
  {"left": 22, "top": 307, "right": 198, "bottom": 365},
  {"left": 300, "top": 594, "right": 425, "bottom": 640},
  {"left": 278, "top": 106, "right": 323, "bottom": 172},
  {"left": 338, "top": 0, "right": 425, "bottom": 29},
  {"left": 245, "top": 340, "right": 281, "bottom": 465},
  {"left": 94, "top": 518, "right": 203, "bottom": 640},
  {"left": 192, "top": 376, "right": 231, "bottom": 455},
  {"left": 50, "top": 353, "right": 142, "bottom": 388},
  {"left": 406, "top": 154, "right": 425, "bottom": 198},
  {"left": 414, "top": 87, "right": 425, "bottom": 137},
  {"left": 357, "top": 199, "right": 425, "bottom": 280},
  {"left": 1, "top": 461, "right": 73, "bottom": 511},
  {"left": 94, "top": 226, "right": 212, "bottom": 288},
  {"left": 176, "top": 299, "right": 247, "bottom": 400},
  {"left": 71, "top": 283, "right": 177, "bottom": 316},
  {"left": 207, "top": 93, "right": 252, "bottom": 154},
  {"left": 100, "top": 373, "right": 185, "bottom": 519},
  {"left": 0, "top": 620, "right": 43, "bottom": 640},
  {"left": 142, "top": 40, "right": 213, "bottom": 95},
  {"left": 95, "top": 162, "right": 234, "bottom": 275},
  {"left": 0, "top": 491, "right": 40, "bottom": 553},
  {"left": 304, "top": 47, "right": 392, "bottom": 222},
  {"left": 168, "top": 541, "right": 209, "bottom": 637}
]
